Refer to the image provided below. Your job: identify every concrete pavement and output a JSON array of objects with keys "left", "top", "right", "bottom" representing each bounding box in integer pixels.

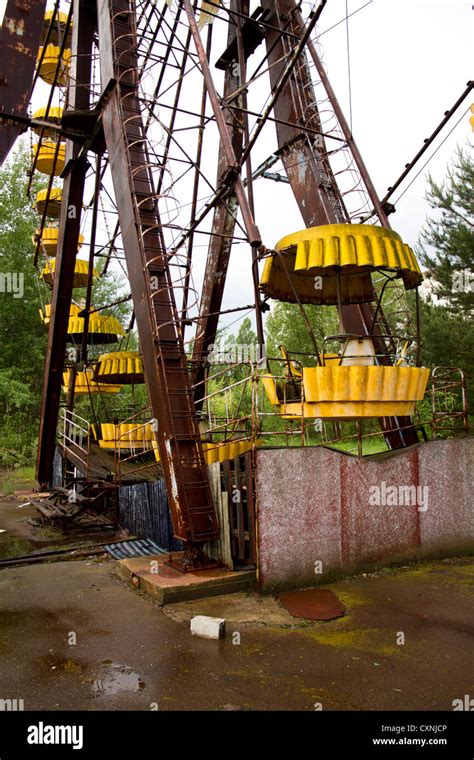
[{"left": 0, "top": 555, "right": 472, "bottom": 710}]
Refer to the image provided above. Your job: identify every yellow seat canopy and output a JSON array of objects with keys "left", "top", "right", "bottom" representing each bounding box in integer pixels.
[
  {"left": 41, "top": 257, "right": 94, "bottom": 288},
  {"left": 93, "top": 351, "right": 145, "bottom": 385},
  {"left": 37, "top": 45, "right": 71, "bottom": 86},
  {"left": 32, "top": 107, "right": 63, "bottom": 137},
  {"left": 41, "top": 304, "right": 125, "bottom": 344},
  {"left": 260, "top": 224, "right": 423, "bottom": 305},
  {"left": 35, "top": 188, "right": 62, "bottom": 218},
  {"left": 32, "top": 140, "right": 66, "bottom": 176},
  {"left": 40, "top": 10, "right": 72, "bottom": 47},
  {"left": 35, "top": 227, "right": 84, "bottom": 256},
  {"left": 62, "top": 369, "right": 122, "bottom": 395},
  {"left": 98, "top": 422, "right": 155, "bottom": 449}
]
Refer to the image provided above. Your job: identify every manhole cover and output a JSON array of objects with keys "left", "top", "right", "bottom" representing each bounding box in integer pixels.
[{"left": 279, "top": 589, "right": 345, "bottom": 621}]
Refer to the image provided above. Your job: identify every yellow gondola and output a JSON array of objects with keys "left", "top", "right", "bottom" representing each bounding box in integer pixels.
[
  {"left": 36, "top": 45, "right": 71, "bottom": 86},
  {"left": 40, "top": 10, "right": 72, "bottom": 47},
  {"left": 62, "top": 369, "right": 122, "bottom": 395},
  {"left": 35, "top": 188, "right": 62, "bottom": 218},
  {"left": 41, "top": 258, "right": 95, "bottom": 288},
  {"left": 32, "top": 140, "right": 66, "bottom": 176},
  {"left": 260, "top": 224, "right": 423, "bottom": 306},
  {"left": 33, "top": 226, "right": 84, "bottom": 256},
  {"left": 261, "top": 365, "right": 430, "bottom": 419},
  {"left": 153, "top": 437, "right": 260, "bottom": 465},
  {"left": 32, "top": 107, "right": 63, "bottom": 137},
  {"left": 93, "top": 351, "right": 145, "bottom": 385},
  {"left": 97, "top": 423, "right": 155, "bottom": 450},
  {"left": 40, "top": 304, "right": 125, "bottom": 344}
]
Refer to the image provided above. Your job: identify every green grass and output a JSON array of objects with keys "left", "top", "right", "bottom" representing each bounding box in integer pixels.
[
  {"left": 0, "top": 465, "right": 37, "bottom": 497},
  {"left": 258, "top": 434, "right": 388, "bottom": 456},
  {"left": 330, "top": 436, "right": 388, "bottom": 456}
]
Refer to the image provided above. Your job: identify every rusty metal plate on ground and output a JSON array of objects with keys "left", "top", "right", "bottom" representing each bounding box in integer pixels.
[{"left": 279, "top": 589, "right": 346, "bottom": 621}]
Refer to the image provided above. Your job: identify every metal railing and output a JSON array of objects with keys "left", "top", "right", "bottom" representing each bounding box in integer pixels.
[{"left": 60, "top": 408, "right": 91, "bottom": 477}]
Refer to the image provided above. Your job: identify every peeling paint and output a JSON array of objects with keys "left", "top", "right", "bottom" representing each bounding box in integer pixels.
[{"left": 4, "top": 16, "right": 24, "bottom": 35}]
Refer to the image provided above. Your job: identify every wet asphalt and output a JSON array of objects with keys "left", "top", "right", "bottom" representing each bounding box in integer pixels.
[{"left": 0, "top": 554, "right": 472, "bottom": 711}]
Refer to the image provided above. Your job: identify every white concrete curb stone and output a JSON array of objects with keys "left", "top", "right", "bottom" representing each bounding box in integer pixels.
[{"left": 190, "top": 616, "right": 226, "bottom": 640}]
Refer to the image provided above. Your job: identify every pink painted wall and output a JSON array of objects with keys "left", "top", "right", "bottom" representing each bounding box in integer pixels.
[{"left": 255, "top": 438, "right": 474, "bottom": 590}]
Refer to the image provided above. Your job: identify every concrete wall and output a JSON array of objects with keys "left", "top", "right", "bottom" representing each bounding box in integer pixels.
[{"left": 255, "top": 438, "right": 474, "bottom": 590}]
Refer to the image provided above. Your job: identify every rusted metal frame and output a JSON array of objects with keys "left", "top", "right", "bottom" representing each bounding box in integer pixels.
[
  {"left": 168, "top": 158, "right": 244, "bottom": 258},
  {"left": 261, "top": 1, "right": 349, "bottom": 227},
  {"left": 0, "top": 0, "right": 48, "bottom": 165},
  {"left": 33, "top": 142, "right": 62, "bottom": 268},
  {"left": 221, "top": 460, "right": 233, "bottom": 553},
  {"left": 345, "top": 301, "right": 419, "bottom": 448},
  {"left": 226, "top": 103, "right": 348, "bottom": 141},
  {"left": 153, "top": 133, "right": 250, "bottom": 248},
  {"left": 134, "top": 0, "right": 170, "bottom": 76},
  {"left": 97, "top": 5, "right": 191, "bottom": 280},
  {"left": 263, "top": 0, "right": 417, "bottom": 449},
  {"left": 80, "top": 154, "right": 102, "bottom": 363},
  {"left": 181, "top": 27, "right": 213, "bottom": 327},
  {"left": 380, "top": 80, "right": 473, "bottom": 212},
  {"left": 27, "top": 3, "right": 74, "bottom": 197},
  {"left": 147, "top": 0, "right": 189, "bottom": 71},
  {"left": 239, "top": 0, "right": 326, "bottom": 169},
  {"left": 153, "top": 36, "right": 194, "bottom": 197},
  {"left": 183, "top": 0, "right": 261, "bottom": 248},
  {"left": 203, "top": 0, "right": 301, "bottom": 41},
  {"left": 222, "top": 13, "right": 297, "bottom": 108},
  {"left": 244, "top": 452, "right": 256, "bottom": 564},
  {"left": 28, "top": 1, "right": 59, "bottom": 95},
  {"left": 87, "top": 293, "right": 132, "bottom": 315},
  {"left": 143, "top": 3, "right": 187, "bottom": 147},
  {"left": 190, "top": 0, "right": 250, "bottom": 409},
  {"left": 289, "top": 0, "right": 390, "bottom": 227},
  {"left": 152, "top": 45, "right": 214, "bottom": 203},
  {"left": 95, "top": 2, "right": 179, "bottom": 277},
  {"left": 234, "top": 455, "right": 246, "bottom": 560},
  {"left": 159, "top": 127, "right": 252, "bottom": 246},
  {"left": 36, "top": 0, "right": 96, "bottom": 486},
  {"left": 235, "top": 0, "right": 265, "bottom": 354},
  {"left": 98, "top": 0, "right": 218, "bottom": 547},
  {"left": 369, "top": 273, "right": 398, "bottom": 336}
]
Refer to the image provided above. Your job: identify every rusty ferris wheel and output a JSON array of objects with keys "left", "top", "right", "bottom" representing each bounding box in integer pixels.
[{"left": 3, "top": 0, "right": 465, "bottom": 570}]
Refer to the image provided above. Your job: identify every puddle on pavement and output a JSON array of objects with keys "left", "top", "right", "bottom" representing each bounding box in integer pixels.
[{"left": 89, "top": 663, "right": 146, "bottom": 697}]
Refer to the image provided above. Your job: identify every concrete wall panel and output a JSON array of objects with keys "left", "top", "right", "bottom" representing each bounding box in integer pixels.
[{"left": 256, "top": 438, "right": 474, "bottom": 590}]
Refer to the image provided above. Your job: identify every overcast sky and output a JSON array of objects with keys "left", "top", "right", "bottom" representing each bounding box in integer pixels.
[
  {"left": 8, "top": 0, "right": 472, "bottom": 338},
  {"left": 320, "top": 0, "right": 472, "bottom": 246}
]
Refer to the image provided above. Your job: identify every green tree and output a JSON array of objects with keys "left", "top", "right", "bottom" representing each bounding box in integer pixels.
[
  {"left": 418, "top": 146, "right": 473, "bottom": 312},
  {"left": 415, "top": 146, "right": 473, "bottom": 404},
  {"left": 265, "top": 301, "right": 340, "bottom": 364},
  {"left": 0, "top": 147, "right": 134, "bottom": 464},
  {"left": 0, "top": 149, "right": 47, "bottom": 463}
]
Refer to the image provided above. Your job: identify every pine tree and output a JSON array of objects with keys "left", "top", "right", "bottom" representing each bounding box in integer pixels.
[{"left": 418, "top": 146, "right": 473, "bottom": 313}]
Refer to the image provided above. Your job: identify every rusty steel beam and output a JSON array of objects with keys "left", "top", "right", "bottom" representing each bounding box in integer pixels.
[
  {"left": 262, "top": 0, "right": 418, "bottom": 449},
  {"left": 261, "top": 0, "right": 349, "bottom": 227},
  {"left": 97, "top": 0, "right": 219, "bottom": 549},
  {"left": 37, "top": 0, "right": 96, "bottom": 485},
  {"left": 183, "top": 0, "right": 261, "bottom": 248},
  {"left": 0, "top": 0, "right": 47, "bottom": 164},
  {"left": 288, "top": 0, "right": 391, "bottom": 227},
  {"left": 192, "top": 0, "right": 249, "bottom": 408}
]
